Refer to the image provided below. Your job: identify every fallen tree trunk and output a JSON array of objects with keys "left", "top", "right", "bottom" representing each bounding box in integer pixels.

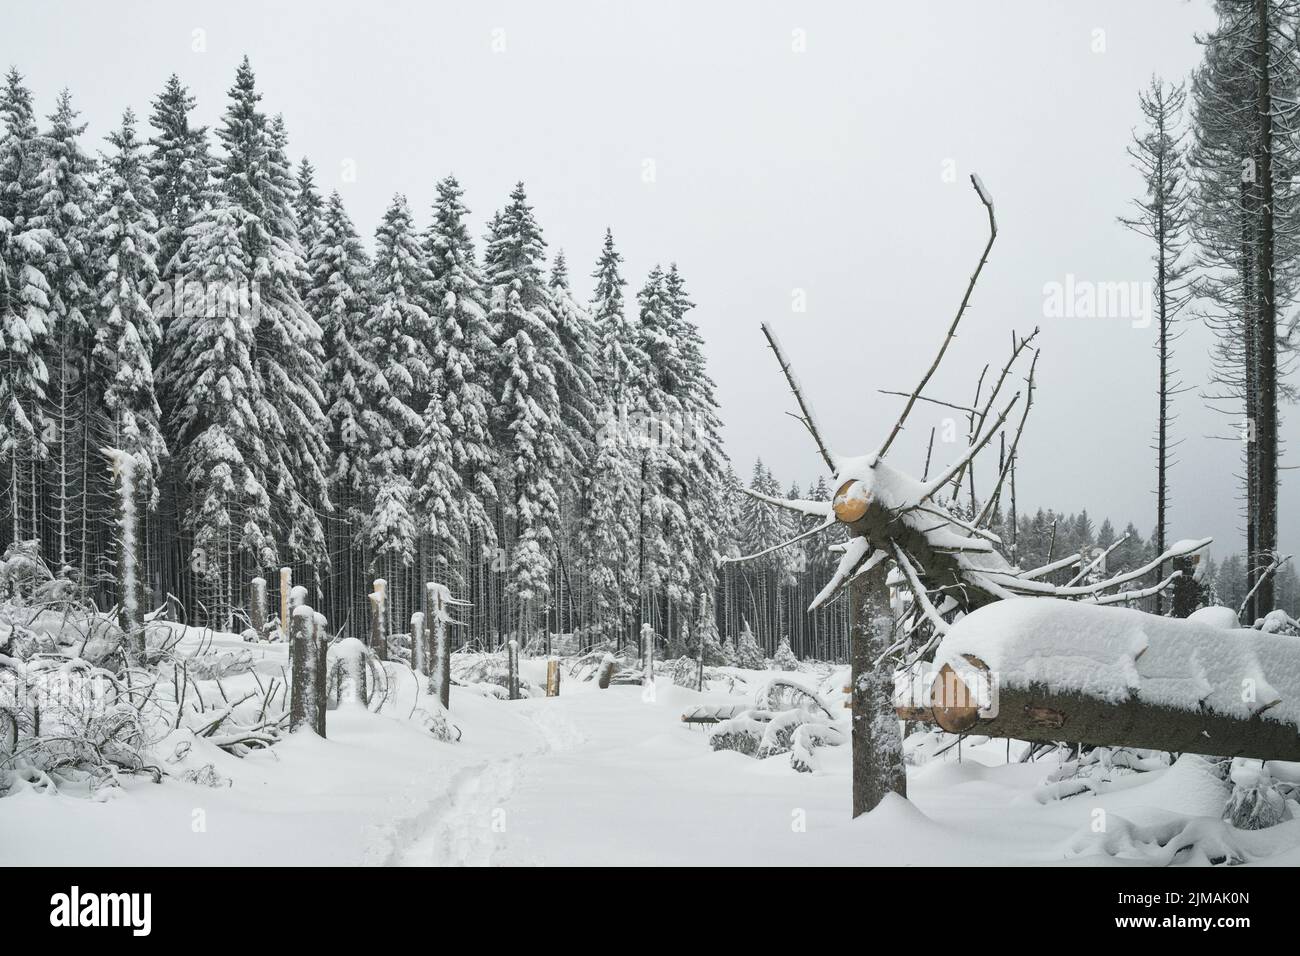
[{"left": 899, "top": 599, "right": 1300, "bottom": 762}]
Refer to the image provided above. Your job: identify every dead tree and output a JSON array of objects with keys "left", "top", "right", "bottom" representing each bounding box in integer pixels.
[
  {"left": 507, "top": 639, "right": 520, "bottom": 700},
  {"left": 368, "top": 578, "right": 388, "bottom": 661},
  {"left": 411, "top": 611, "right": 427, "bottom": 676},
  {"left": 850, "top": 558, "right": 906, "bottom": 816},
  {"left": 730, "top": 175, "right": 1211, "bottom": 815}
]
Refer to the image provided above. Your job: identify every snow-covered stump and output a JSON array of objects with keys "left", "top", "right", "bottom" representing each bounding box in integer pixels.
[
  {"left": 290, "top": 605, "right": 326, "bottom": 736},
  {"left": 850, "top": 558, "right": 907, "bottom": 817},
  {"left": 249, "top": 576, "right": 268, "bottom": 639},
  {"left": 425, "top": 582, "right": 453, "bottom": 709},
  {"left": 411, "top": 611, "right": 428, "bottom": 677},
  {"left": 102, "top": 448, "right": 145, "bottom": 665},
  {"left": 546, "top": 659, "right": 561, "bottom": 697},
  {"left": 507, "top": 639, "right": 520, "bottom": 700},
  {"left": 368, "top": 578, "right": 388, "bottom": 661},
  {"left": 279, "top": 567, "right": 292, "bottom": 641},
  {"left": 641, "top": 622, "right": 655, "bottom": 688}
]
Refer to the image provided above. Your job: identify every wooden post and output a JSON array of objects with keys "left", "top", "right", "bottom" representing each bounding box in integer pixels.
[
  {"left": 411, "top": 611, "right": 427, "bottom": 676},
  {"left": 369, "top": 578, "right": 388, "bottom": 661},
  {"left": 279, "top": 567, "right": 291, "bottom": 641},
  {"left": 850, "top": 557, "right": 907, "bottom": 817},
  {"left": 546, "top": 659, "right": 561, "bottom": 697},
  {"left": 249, "top": 576, "right": 267, "bottom": 639},
  {"left": 290, "top": 605, "right": 325, "bottom": 736},
  {"left": 507, "top": 639, "right": 520, "bottom": 700}
]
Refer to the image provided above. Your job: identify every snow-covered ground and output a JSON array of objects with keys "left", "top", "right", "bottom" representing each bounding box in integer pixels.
[{"left": 5, "top": 635, "right": 1299, "bottom": 867}]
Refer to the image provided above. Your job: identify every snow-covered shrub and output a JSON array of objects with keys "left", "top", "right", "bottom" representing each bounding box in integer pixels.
[
  {"left": 716, "top": 639, "right": 737, "bottom": 667},
  {"left": 756, "top": 708, "right": 805, "bottom": 759},
  {"left": 669, "top": 655, "right": 700, "bottom": 687},
  {"left": 769, "top": 636, "right": 800, "bottom": 671},
  {"left": 1224, "top": 763, "right": 1292, "bottom": 830},
  {"left": 790, "top": 722, "right": 844, "bottom": 773},
  {"left": 1259, "top": 609, "right": 1300, "bottom": 636},
  {"left": 412, "top": 700, "right": 461, "bottom": 743},
  {"left": 753, "top": 676, "right": 833, "bottom": 720},
  {"left": 708, "top": 712, "right": 770, "bottom": 757},
  {"left": 181, "top": 763, "right": 231, "bottom": 788},
  {"left": 734, "top": 622, "right": 765, "bottom": 669}
]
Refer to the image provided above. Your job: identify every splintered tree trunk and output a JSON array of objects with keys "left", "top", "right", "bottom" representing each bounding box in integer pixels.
[
  {"left": 369, "top": 579, "right": 388, "bottom": 661},
  {"left": 279, "top": 567, "right": 292, "bottom": 641},
  {"left": 290, "top": 605, "right": 325, "bottom": 735},
  {"left": 426, "top": 582, "right": 451, "bottom": 709},
  {"left": 249, "top": 576, "right": 267, "bottom": 639},
  {"left": 850, "top": 559, "right": 906, "bottom": 817},
  {"left": 546, "top": 658, "right": 561, "bottom": 697},
  {"left": 411, "top": 611, "right": 427, "bottom": 676},
  {"left": 104, "top": 450, "right": 146, "bottom": 665}
]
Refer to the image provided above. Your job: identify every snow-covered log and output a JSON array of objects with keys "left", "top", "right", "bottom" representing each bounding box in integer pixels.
[{"left": 914, "top": 599, "right": 1300, "bottom": 761}]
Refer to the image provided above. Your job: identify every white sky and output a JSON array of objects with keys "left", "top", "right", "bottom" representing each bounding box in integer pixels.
[{"left": 6, "top": 0, "right": 1295, "bottom": 556}]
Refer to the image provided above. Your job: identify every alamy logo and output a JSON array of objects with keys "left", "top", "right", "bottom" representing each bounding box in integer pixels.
[{"left": 49, "top": 886, "right": 151, "bottom": 936}]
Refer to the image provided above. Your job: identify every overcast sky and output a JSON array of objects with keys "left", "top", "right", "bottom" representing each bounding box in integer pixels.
[{"left": 6, "top": 0, "right": 1294, "bottom": 558}]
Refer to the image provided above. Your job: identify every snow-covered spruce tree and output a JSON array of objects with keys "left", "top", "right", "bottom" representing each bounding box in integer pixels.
[
  {"left": 662, "top": 264, "right": 727, "bottom": 647},
  {"left": 293, "top": 156, "right": 323, "bottom": 258},
  {"left": 364, "top": 193, "right": 434, "bottom": 620},
  {"left": 305, "top": 190, "right": 375, "bottom": 630},
  {"left": 485, "top": 182, "right": 567, "bottom": 642},
  {"left": 770, "top": 635, "right": 799, "bottom": 671},
  {"left": 423, "top": 173, "right": 497, "bottom": 620},
  {"left": 1189, "top": 1, "right": 1300, "bottom": 620},
  {"left": 580, "top": 229, "right": 643, "bottom": 645},
  {"left": 0, "top": 68, "right": 52, "bottom": 547},
  {"left": 161, "top": 197, "right": 272, "bottom": 623},
  {"left": 91, "top": 109, "right": 167, "bottom": 518},
  {"left": 411, "top": 386, "right": 468, "bottom": 588},
  {"left": 32, "top": 89, "right": 97, "bottom": 578},
  {"left": 231, "top": 80, "right": 333, "bottom": 582},
  {"left": 1120, "top": 77, "right": 1192, "bottom": 616},
  {"left": 547, "top": 251, "right": 599, "bottom": 640},
  {"left": 147, "top": 73, "right": 210, "bottom": 279},
  {"left": 735, "top": 619, "right": 765, "bottom": 669}
]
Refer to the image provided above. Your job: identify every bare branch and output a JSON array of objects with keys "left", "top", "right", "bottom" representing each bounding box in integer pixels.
[
  {"left": 761, "top": 322, "right": 836, "bottom": 473},
  {"left": 875, "top": 173, "right": 998, "bottom": 461}
]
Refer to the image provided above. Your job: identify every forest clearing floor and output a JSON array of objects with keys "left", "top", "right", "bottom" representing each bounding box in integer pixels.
[{"left": 4, "top": 650, "right": 1300, "bottom": 866}]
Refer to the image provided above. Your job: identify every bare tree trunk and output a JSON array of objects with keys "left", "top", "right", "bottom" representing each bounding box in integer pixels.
[
  {"left": 369, "top": 578, "right": 388, "bottom": 660},
  {"left": 850, "top": 558, "right": 906, "bottom": 817},
  {"left": 249, "top": 576, "right": 267, "bottom": 639},
  {"left": 507, "top": 638, "right": 520, "bottom": 700},
  {"left": 1254, "top": 0, "right": 1279, "bottom": 617},
  {"left": 290, "top": 604, "right": 325, "bottom": 735}
]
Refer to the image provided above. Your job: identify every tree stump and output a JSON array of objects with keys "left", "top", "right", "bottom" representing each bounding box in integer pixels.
[
  {"left": 369, "top": 579, "right": 388, "bottom": 661},
  {"left": 850, "top": 558, "right": 907, "bottom": 817},
  {"left": 546, "top": 659, "right": 561, "bottom": 697},
  {"left": 290, "top": 605, "right": 325, "bottom": 736},
  {"left": 249, "top": 576, "right": 267, "bottom": 639},
  {"left": 426, "top": 582, "right": 452, "bottom": 709},
  {"left": 279, "top": 567, "right": 292, "bottom": 641},
  {"left": 507, "top": 639, "right": 520, "bottom": 700},
  {"left": 411, "top": 611, "right": 427, "bottom": 676}
]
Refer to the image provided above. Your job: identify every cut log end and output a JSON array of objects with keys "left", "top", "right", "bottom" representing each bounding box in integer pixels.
[
  {"left": 833, "top": 479, "right": 870, "bottom": 524},
  {"left": 930, "top": 662, "right": 981, "bottom": 734}
]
